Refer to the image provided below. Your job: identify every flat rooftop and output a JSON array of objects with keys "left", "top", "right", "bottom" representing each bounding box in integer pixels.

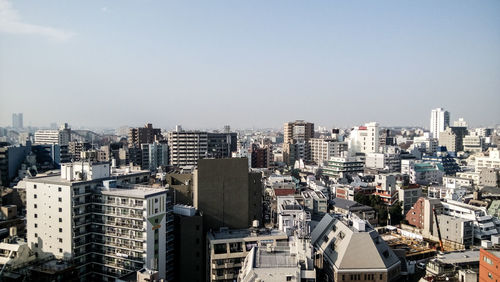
[
  {"left": 24, "top": 169, "right": 150, "bottom": 185},
  {"left": 101, "top": 186, "right": 166, "bottom": 198},
  {"left": 433, "top": 250, "right": 479, "bottom": 264},
  {"left": 208, "top": 228, "right": 287, "bottom": 241},
  {"left": 255, "top": 247, "right": 296, "bottom": 268}
]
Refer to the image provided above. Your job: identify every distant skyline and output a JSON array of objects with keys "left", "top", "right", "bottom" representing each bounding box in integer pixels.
[{"left": 1, "top": 0, "right": 499, "bottom": 129}]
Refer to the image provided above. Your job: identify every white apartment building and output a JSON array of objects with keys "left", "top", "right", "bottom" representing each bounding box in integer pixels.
[
  {"left": 34, "top": 123, "right": 72, "bottom": 145},
  {"left": 277, "top": 196, "right": 311, "bottom": 238},
  {"left": 365, "top": 152, "right": 401, "bottom": 172},
  {"left": 24, "top": 162, "right": 173, "bottom": 281},
  {"left": 430, "top": 108, "right": 450, "bottom": 139},
  {"left": 348, "top": 122, "right": 380, "bottom": 154},
  {"left": 441, "top": 200, "right": 500, "bottom": 241},
  {"left": 167, "top": 131, "right": 208, "bottom": 166},
  {"left": 475, "top": 149, "right": 500, "bottom": 173},
  {"left": 463, "top": 135, "right": 484, "bottom": 153},
  {"left": 413, "top": 135, "right": 438, "bottom": 154},
  {"left": 309, "top": 138, "right": 347, "bottom": 166}
]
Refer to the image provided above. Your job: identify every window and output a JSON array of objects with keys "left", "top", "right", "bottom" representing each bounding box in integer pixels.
[
  {"left": 34, "top": 214, "right": 38, "bottom": 218},
  {"left": 58, "top": 197, "right": 62, "bottom": 202},
  {"left": 59, "top": 248, "right": 63, "bottom": 253},
  {"left": 34, "top": 204, "right": 37, "bottom": 208},
  {"left": 59, "top": 228, "right": 62, "bottom": 232},
  {"left": 59, "top": 238, "right": 63, "bottom": 243},
  {"left": 59, "top": 208, "right": 62, "bottom": 212},
  {"left": 155, "top": 198, "right": 158, "bottom": 203},
  {"left": 34, "top": 194, "right": 37, "bottom": 199},
  {"left": 380, "top": 274, "right": 383, "bottom": 280},
  {"left": 34, "top": 185, "right": 37, "bottom": 189},
  {"left": 58, "top": 187, "right": 62, "bottom": 192},
  {"left": 214, "top": 243, "right": 227, "bottom": 254},
  {"left": 59, "top": 218, "right": 62, "bottom": 222},
  {"left": 34, "top": 223, "right": 38, "bottom": 228},
  {"left": 34, "top": 243, "right": 38, "bottom": 248},
  {"left": 286, "top": 276, "right": 292, "bottom": 281},
  {"left": 34, "top": 233, "right": 38, "bottom": 238}
]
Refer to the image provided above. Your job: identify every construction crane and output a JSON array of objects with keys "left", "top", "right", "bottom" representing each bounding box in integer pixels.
[{"left": 432, "top": 207, "right": 444, "bottom": 251}]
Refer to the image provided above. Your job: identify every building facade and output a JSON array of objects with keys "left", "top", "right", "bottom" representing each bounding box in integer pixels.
[{"left": 25, "top": 162, "right": 174, "bottom": 281}]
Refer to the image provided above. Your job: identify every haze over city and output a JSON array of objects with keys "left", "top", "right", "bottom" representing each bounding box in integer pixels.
[{"left": 1, "top": 0, "right": 500, "bottom": 129}]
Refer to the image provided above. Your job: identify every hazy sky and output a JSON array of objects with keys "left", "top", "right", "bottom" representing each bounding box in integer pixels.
[{"left": 1, "top": 0, "right": 499, "bottom": 130}]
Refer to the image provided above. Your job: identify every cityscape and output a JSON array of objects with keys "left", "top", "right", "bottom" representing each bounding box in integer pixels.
[{"left": 1, "top": 1, "right": 500, "bottom": 282}]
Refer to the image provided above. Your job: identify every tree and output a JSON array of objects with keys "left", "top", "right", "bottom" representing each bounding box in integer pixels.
[
  {"left": 389, "top": 203, "right": 404, "bottom": 225},
  {"left": 354, "top": 193, "right": 370, "bottom": 206}
]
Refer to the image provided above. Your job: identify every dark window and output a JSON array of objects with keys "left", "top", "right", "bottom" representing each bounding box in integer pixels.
[
  {"left": 34, "top": 194, "right": 37, "bottom": 199},
  {"left": 59, "top": 248, "right": 63, "bottom": 253},
  {"left": 34, "top": 185, "right": 37, "bottom": 189},
  {"left": 34, "top": 204, "right": 37, "bottom": 208},
  {"left": 59, "top": 238, "right": 63, "bottom": 243},
  {"left": 34, "top": 223, "right": 37, "bottom": 228},
  {"left": 58, "top": 187, "right": 62, "bottom": 192},
  {"left": 213, "top": 243, "right": 227, "bottom": 254},
  {"left": 59, "top": 208, "right": 62, "bottom": 212},
  {"left": 59, "top": 218, "right": 62, "bottom": 222},
  {"left": 59, "top": 228, "right": 62, "bottom": 232},
  {"left": 34, "top": 214, "right": 38, "bottom": 218},
  {"left": 58, "top": 197, "right": 62, "bottom": 202},
  {"left": 34, "top": 233, "right": 38, "bottom": 237}
]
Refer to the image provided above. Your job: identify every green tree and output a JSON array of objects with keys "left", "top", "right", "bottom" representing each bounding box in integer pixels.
[{"left": 389, "top": 203, "right": 403, "bottom": 225}]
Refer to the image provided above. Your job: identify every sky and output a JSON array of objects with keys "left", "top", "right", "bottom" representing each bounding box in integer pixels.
[{"left": 0, "top": 0, "right": 499, "bottom": 130}]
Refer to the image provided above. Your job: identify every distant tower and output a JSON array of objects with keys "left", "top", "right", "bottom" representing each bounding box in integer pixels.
[
  {"left": 223, "top": 125, "right": 230, "bottom": 133},
  {"left": 12, "top": 113, "right": 23, "bottom": 129},
  {"left": 430, "top": 108, "right": 450, "bottom": 139}
]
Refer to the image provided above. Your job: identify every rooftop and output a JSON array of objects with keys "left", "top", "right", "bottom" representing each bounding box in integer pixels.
[
  {"left": 431, "top": 250, "right": 479, "bottom": 265},
  {"left": 208, "top": 228, "right": 287, "bottom": 241},
  {"left": 100, "top": 185, "right": 166, "bottom": 198}
]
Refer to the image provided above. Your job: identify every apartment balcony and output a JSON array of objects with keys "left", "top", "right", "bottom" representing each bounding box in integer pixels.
[
  {"left": 212, "top": 274, "right": 224, "bottom": 280},
  {"left": 93, "top": 209, "right": 143, "bottom": 219}
]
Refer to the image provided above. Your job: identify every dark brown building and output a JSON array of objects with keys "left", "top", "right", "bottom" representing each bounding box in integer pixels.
[
  {"left": 250, "top": 144, "right": 272, "bottom": 168},
  {"left": 193, "top": 158, "right": 262, "bottom": 231},
  {"left": 128, "top": 123, "right": 163, "bottom": 148}
]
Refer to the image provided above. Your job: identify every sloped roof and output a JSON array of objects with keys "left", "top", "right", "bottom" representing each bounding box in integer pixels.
[{"left": 312, "top": 214, "right": 400, "bottom": 271}]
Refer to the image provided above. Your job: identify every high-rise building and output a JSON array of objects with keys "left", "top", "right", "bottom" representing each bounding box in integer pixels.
[
  {"left": 430, "top": 108, "right": 450, "bottom": 139},
  {"left": 250, "top": 144, "right": 272, "bottom": 168},
  {"left": 193, "top": 158, "right": 262, "bottom": 230},
  {"left": 24, "top": 162, "right": 174, "bottom": 281},
  {"left": 283, "top": 120, "right": 314, "bottom": 144},
  {"left": 167, "top": 128, "right": 237, "bottom": 167},
  {"left": 309, "top": 138, "right": 348, "bottom": 166},
  {"left": 34, "top": 123, "right": 72, "bottom": 146},
  {"left": 128, "top": 123, "right": 163, "bottom": 148},
  {"left": 348, "top": 122, "right": 380, "bottom": 154},
  {"left": 282, "top": 120, "right": 314, "bottom": 166},
  {"left": 438, "top": 126, "right": 468, "bottom": 152},
  {"left": 141, "top": 142, "right": 169, "bottom": 171},
  {"left": 12, "top": 113, "right": 23, "bottom": 129},
  {"left": 173, "top": 205, "right": 204, "bottom": 282}
]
